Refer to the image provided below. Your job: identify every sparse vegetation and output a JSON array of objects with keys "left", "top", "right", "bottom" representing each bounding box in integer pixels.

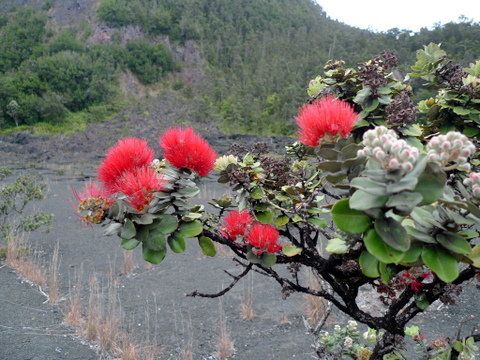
[
  {"left": 0, "top": 168, "right": 53, "bottom": 255},
  {"left": 215, "top": 300, "right": 235, "bottom": 360},
  {"left": 6, "top": 235, "right": 47, "bottom": 287}
]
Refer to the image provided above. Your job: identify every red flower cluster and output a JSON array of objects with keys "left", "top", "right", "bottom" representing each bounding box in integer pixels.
[
  {"left": 96, "top": 137, "right": 165, "bottom": 212},
  {"left": 221, "top": 211, "right": 281, "bottom": 254},
  {"left": 115, "top": 167, "right": 165, "bottom": 211},
  {"left": 159, "top": 127, "right": 217, "bottom": 176},
  {"left": 98, "top": 138, "right": 155, "bottom": 192},
  {"left": 221, "top": 210, "right": 254, "bottom": 240},
  {"left": 247, "top": 223, "right": 281, "bottom": 254},
  {"left": 296, "top": 96, "right": 358, "bottom": 147}
]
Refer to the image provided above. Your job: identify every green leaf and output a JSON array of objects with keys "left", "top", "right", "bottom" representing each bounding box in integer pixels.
[
  {"left": 317, "top": 147, "right": 340, "bottom": 160},
  {"left": 405, "top": 226, "right": 436, "bottom": 243},
  {"left": 401, "top": 124, "right": 423, "bottom": 137},
  {"left": 282, "top": 244, "right": 302, "bottom": 257},
  {"left": 453, "top": 341, "right": 464, "bottom": 353},
  {"left": 133, "top": 214, "right": 156, "bottom": 225},
  {"left": 359, "top": 250, "right": 380, "bottom": 278},
  {"left": 156, "top": 215, "right": 178, "bottom": 234},
  {"left": 121, "top": 238, "right": 141, "bottom": 250},
  {"left": 354, "top": 86, "right": 372, "bottom": 104},
  {"left": 142, "top": 245, "right": 166, "bottom": 264},
  {"left": 178, "top": 220, "right": 203, "bottom": 238},
  {"left": 331, "top": 199, "right": 372, "bottom": 234},
  {"left": 350, "top": 177, "right": 387, "bottom": 195},
  {"left": 307, "top": 76, "right": 327, "bottom": 97},
  {"left": 404, "top": 326, "right": 420, "bottom": 337},
  {"left": 364, "top": 229, "right": 404, "bottom": 264},
  {"left": 379, "top": 262, "right": 395, "bottom": 283},
  {"left": 364, "top": 98, "right": 379, "bottom": 112},
  {"left": 250, "top": 187, "right": 265, "bottom": 200},
  {"left": 255, "top": 211, "right": 274, "bottom": 224},
  {"left": 414, "top": 163, "right": 446, "bottom": 205},
  {"left": 274, "top": 215, "right": 290, "bottom": 227},
  {"left": 309, "top": 217, "right": 328, "bottom": 228},
  {"left": 326, "top": 238, "right": 349, "bottom": 254},
  {"left": 436, "top": 232, "right": 471, "bottom": 255},
  {"left": 414, "top": 294, "right": 430, "bottom": 310},
  {"left": 400, "top": 245, "right": 423, "bottom": 264},
  {"left": 422, "top": 247, "right": 459, "bottom": 283},
  {"left": 260, "top": 253, "right": 277, "bottom": 267},
  {"left": 317, "top": 161, "right": 343, "bottom": 173},
  {"left": 350, "top": 190, "right": 388, "bottom": 211},
  {"left": 198, "top": 236, "right": 216, "bottom": 257},
  {"left": 386, "top": 192, "right": 423, "bottom": 213},
  {"left": 168, "top": 234, "right": 186, "bottom": 253},
  {"left": 144, "top": 229, "right": 166, "bottom": 251},
  {"left": 453, "top": 107, "right": 471, "bottom": 116},
  {"left": 468, "top": 244, "right": 480, "bottom": 268},
  {"left": 464, "top": 126, "right": 480, "bottom": 137},
  {"left": 120, "top": 219, "right": 136, "bottom": 240},
  {"left": 374, "top": 217, "right": 410, "bottom": 252}
]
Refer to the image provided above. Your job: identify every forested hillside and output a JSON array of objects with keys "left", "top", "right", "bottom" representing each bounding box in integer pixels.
[{"left": 1, "top": 0, "right": 479, "bottom": 134}]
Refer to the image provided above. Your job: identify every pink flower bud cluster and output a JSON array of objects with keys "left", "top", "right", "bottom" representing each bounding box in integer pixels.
[
  {"left": 357, "top": 126, "right": 419, "bottom": 172},
  {"left": 464, "top": 172, "right": 480, "bottom": 199},
  {"left": 426, "top": 132, "right": 476, "bottom": 172}
]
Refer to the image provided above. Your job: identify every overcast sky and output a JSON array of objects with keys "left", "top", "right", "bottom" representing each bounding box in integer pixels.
[{"left": 316, "top": 0, "right": 480, "bottom": 32}]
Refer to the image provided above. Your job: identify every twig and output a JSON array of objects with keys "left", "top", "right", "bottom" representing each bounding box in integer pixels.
[{"left": 187, "top": 264, "right": 253, "bottom": 298}]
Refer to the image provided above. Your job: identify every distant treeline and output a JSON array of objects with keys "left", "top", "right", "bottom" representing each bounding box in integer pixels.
[
  {"left": 1, "top": 1, "right": 479, "bottom": 133},
  {"left": 97, "top": 0, "right": 480, "bottom": 134}
]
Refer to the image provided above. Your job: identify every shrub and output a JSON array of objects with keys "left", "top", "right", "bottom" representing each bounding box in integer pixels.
[
  {"left": 0, "top": 169, "right": 53, "bottom": 251},
  {"left": 48, "top": 31, "right": 84, "bottom": 54},
  {"left": 125, "top": 40, "right": 175, "bottom": 84},
  {"left": 0, "top": 8, "right": 47, "bottom": 72},
  {"left": 75, "top": 46, "right": 480, "bottom": 359}
]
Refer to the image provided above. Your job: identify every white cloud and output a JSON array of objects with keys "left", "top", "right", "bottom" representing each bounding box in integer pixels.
[{"left": 316, "top": 0, "right": 480, "bottom": 32}]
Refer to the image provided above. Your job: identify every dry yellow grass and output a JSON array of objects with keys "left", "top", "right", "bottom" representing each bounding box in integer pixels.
[
  {"left": 47, "top": 242, "right": 60, "bottom": 304},
  {"left": 239, "top": 274, "right": 255, "bottom": 321},
  {"left": 122, "top": 250, "right": 136, "bottom": 275},
  {"left": 215, "top": 300, "right": 235, "bottom": 360},
  {"left": 65, "top": 265, "right": 84, "bottom": 327},
  {"left": 6, "top": 236, "right": 47, "bottom": 287}
]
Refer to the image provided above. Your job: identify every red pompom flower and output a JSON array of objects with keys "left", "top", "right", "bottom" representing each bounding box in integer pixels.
[
  {"left": 98, "top": 138, "right": 155, "bottom": 192},
  {"left": 159, "top": 127, "right": 217, "bottom": 176},
  {"left": 114, "top": 166, "right": 165, "bottom": 211},
  {"left": 296, "top": 96, "right": 358, "bottom": 146},
  {"left": 221, "top": 210, "right": 254, "bottom": 241},
  {"left": 246, "top": 223, "right": 281, "bottom": 254}
]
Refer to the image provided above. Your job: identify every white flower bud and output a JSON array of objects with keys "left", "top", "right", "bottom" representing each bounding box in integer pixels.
[
  {"left": 427, "top": 132, "right": 476, "bottom": 172},
  {"left": 403, "top": 162, "right": 414, "bottom": 172},
  {"left": 344, "top": 337, "right": 353, "bottom": 348},
  {"left": 388, "top": 158, "right": 400, "bottom": 170}
]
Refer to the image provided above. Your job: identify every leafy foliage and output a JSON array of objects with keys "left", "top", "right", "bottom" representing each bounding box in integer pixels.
[
  {"left": 0, "top": 168, "right": 53, "bottom": 245},
  {"left": 125, "top": 40, "right": 175, "bottom": 84},
  {"left": 0, "top": 7, "right": 176, "bottom": 129},
  {"left": 96, "top": 0, "right": 480, "bottom": 134}
]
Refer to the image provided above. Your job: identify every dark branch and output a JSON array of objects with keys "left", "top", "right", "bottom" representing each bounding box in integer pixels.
[{"left": 187, "top": 263, "right": 253, "bottom": 298}]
